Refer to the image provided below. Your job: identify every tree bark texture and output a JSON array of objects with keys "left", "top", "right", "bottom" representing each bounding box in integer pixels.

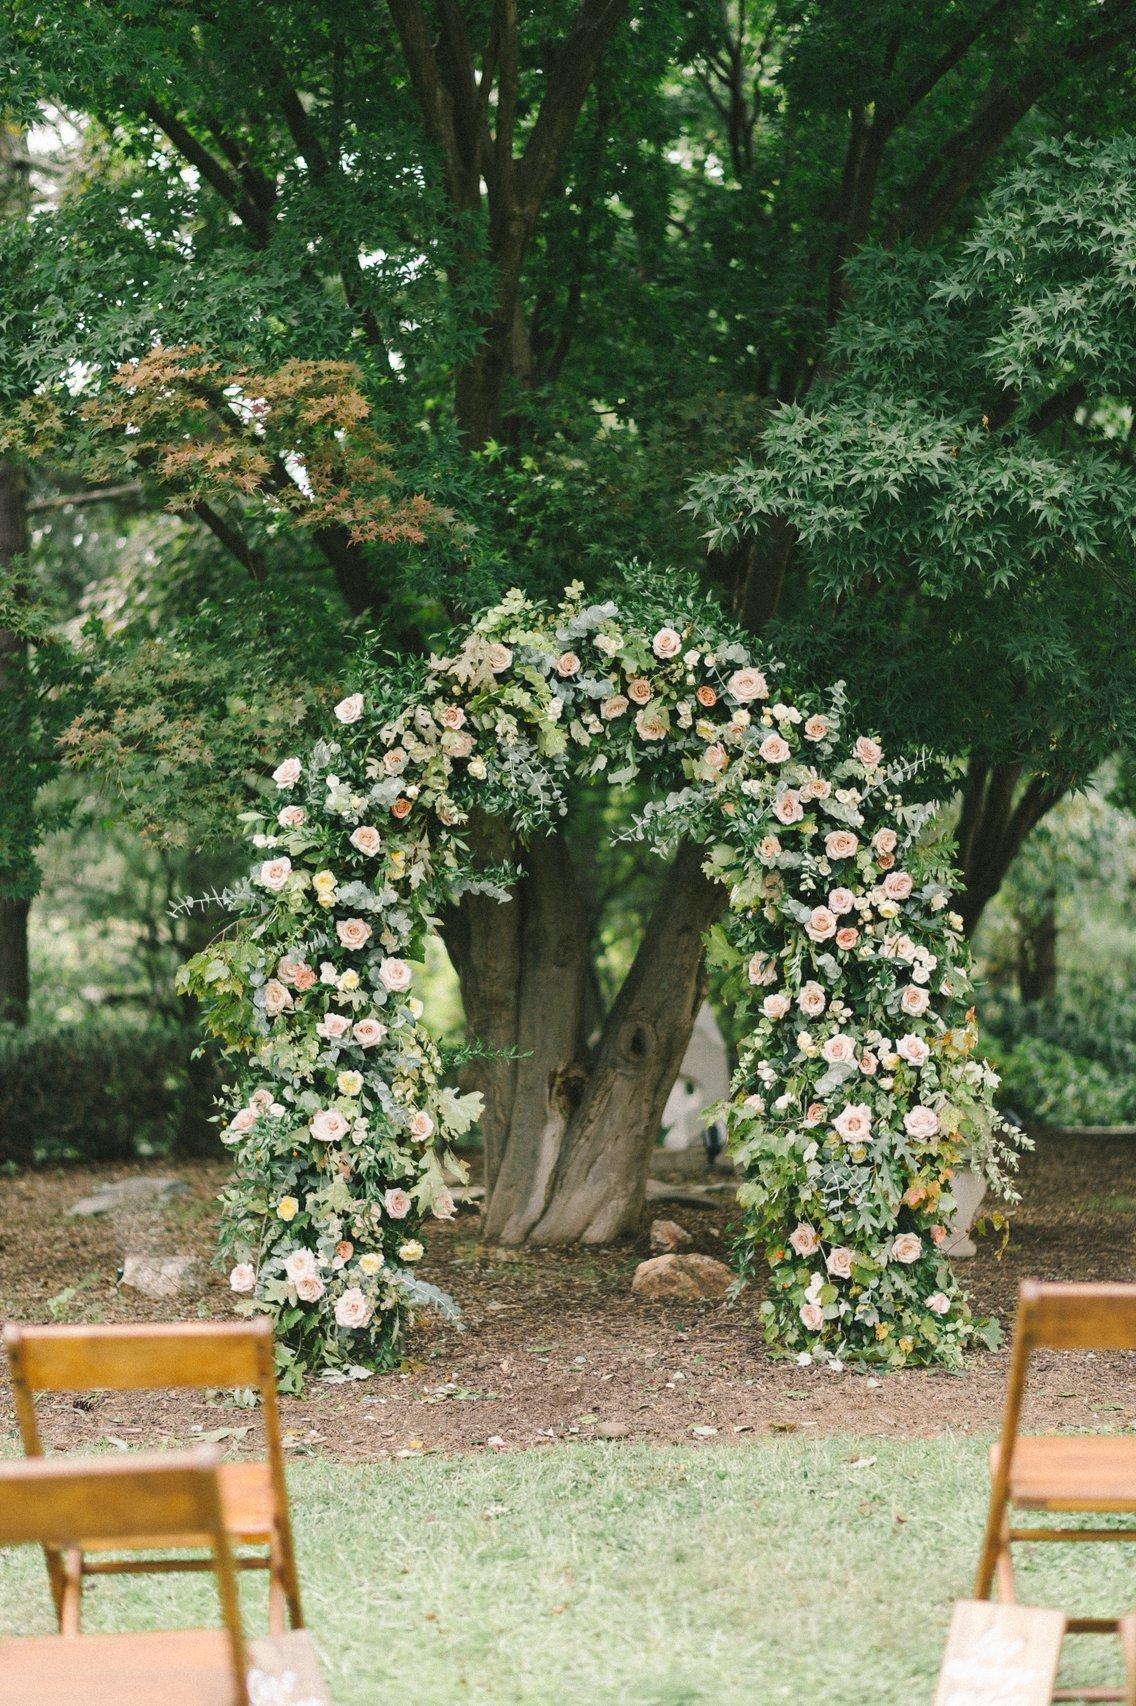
[
  {"left": 0, "top": 456, "right": 30, "bottom": 1026},
  {"left": 956, "top": 757, "right": 1069, "bottom": 937}
]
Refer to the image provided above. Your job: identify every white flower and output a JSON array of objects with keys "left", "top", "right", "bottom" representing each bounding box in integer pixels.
[
  {"left": 337, "top": 917, "right": 373, "bottom": 950},
  {"left": 833, "top": 1103, "right": 872, "bottom": 1142},
  {"left": 229, "top": 1263, "right": 256, "bottom": 1293},
  {"left": 652, "top": 626, "right": 682, "bottom": 658},
  {"left": 258, "top": 857, "right": 292, "bottom": 892},
  {"left": 728, "top": 666, "right": 768, "bottom": 702},
  {"left": 311, "top": 1108, "right": 350, "bottom": 1143},
  {"left": 379, "top": 957, "right": 412, "bottom": 992},
  {"left": 334, "top": 693, "right": 364, "bottom": 724},
  {"left": 272, "top": 757, "right": 302, "bottom": 788},
  {"left": 334, "top": 1287, "right": 373, "bottom": 1329},
  {"left": 903, "top": 1105, "right": 940, "bottom": 1138},
  {"left": 350, "top": 825, "right": 382, "bottom": 856}
]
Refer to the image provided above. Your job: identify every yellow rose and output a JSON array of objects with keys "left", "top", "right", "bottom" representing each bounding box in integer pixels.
[
  {"left": 339, "top": 970, "right": 360, "bottom": 991},
  {"left": 337, "top": 1070, "right": 364, "bottom": 1097},
  {"left": 398, "top": 1239, "right": 424, "bottom": 1264},
  {"left": 277, "top": 1196, "right": 299, "bottom": 1222},
  {"left": 358, "top": 1252, "right": 384, "bottom": 1275},
  {"left": 313, "top": 869, "right": 338, "bottom": 893}
]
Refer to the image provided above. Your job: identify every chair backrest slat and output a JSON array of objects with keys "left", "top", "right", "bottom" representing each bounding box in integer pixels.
[
  {"left": 1020, "top": 1280, "right": 1136, "bottom": 1351},
  {"left": 5, "top": 1320, "right": 270, "bottom": 1392},
  {"left": 0, "top": 1450, "right": 226, "bottom": 1549}
]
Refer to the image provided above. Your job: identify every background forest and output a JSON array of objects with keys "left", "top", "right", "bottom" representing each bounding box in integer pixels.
[{"left": 4, "top": 0, "right": 1136, "bottom": 1199}]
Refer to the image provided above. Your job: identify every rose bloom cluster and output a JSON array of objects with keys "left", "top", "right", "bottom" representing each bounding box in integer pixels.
[{"left": 187, "top": 583, "right": 1017, "bottom": 1380}]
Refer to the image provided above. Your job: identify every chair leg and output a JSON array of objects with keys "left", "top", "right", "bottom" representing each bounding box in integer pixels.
[
  {"left": 268, "top": 1537, "right": 289, "bottom": 1636},
  {"left": 975, "top": 1494, "right": 1009, "bottom": 1600},
  {"left": 994, "top": 1511, "right": 1017, "bottom": 1604},
  {"left": 60, "top": 1550, "right": 83, "bottom": 1636},
  {"left": 274, "top": 1521, "right": 304, "bottom": 1629}
]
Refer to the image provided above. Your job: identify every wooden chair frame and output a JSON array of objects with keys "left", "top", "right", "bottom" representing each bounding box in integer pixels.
[
  {"left": 975, "top": 1280, "right": 1136, "bottom": 1704},
  {"left": 4, "top": 1319, "right": 302, "bottom": 1636},
  {"left": 0, "top": 1447, "right": 249, "bottom": 1705}
]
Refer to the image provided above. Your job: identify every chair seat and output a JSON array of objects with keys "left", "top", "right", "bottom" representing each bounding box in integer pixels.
[
  {"left": 79, "top": 1463, "right": 277, "bottom": 1553},
  {"left": 992, "top": 1435, "right": 1136, "bottom": 1512},
  {"left": 0, "top": 1626, "right": 242, "bottom": 1705}
]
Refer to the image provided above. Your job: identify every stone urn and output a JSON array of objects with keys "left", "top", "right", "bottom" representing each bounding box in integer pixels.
[{"left": 944, "top": 1168, "right": 987, "bottom": 1259}]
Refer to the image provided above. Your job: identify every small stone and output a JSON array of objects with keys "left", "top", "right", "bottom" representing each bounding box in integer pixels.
[
  {"left": 650, "top": 1217, "right": 693, "bottom": 1253},
  {"left": 119, "top": 1254, "right": 200, "bottom": 1300},
  {"left": 595, "top": 1421, "right": 629, "bottom": 1440},
  {"left": 631, "top": 1253, "right": 733, "bottom": 1301},
  {"left": 69, "top": 1178, "right": 186, "bottom": 1217}
]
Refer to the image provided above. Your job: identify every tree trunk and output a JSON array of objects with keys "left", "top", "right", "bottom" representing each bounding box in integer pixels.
[
  {"left": 0, "top": 895, "right": 29, "bottom": 1025},
  {"left": 0, "top": 456, "right": 30, "bottom": 1027},
  {"left": 1017, "top": 890, "right": 1057, "bottom": 1004},
  {"left": 956, "top": 756, "right": 1068, "bottom": 937}
]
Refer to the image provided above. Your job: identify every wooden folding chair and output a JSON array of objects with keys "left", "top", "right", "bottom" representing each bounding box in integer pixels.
[
  {"left": 4, "top": 1319, "right": 303, "bottom": 1635},
  {"left": 0, "top": 1447, "right": 250, "bottom": 1705},
  {"left": 975, "top": 1280, "right": 1136, "bottom": 1702},
  {"left": 935, "top": 1600, "right": 1067, "bottom": 1705}
]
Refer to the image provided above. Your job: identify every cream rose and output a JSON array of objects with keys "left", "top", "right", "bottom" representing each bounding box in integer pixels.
[
  {"left": 803, "top": 714, "right": 829, "bottom": 742},
  {"left": 759, "top": 834, "right": 781, "bottom": 860},
  {"left": 272, "top": 757, "right": 302, "bottom": 788},
  {"left": 350, "top": 825, "right": 382, "bottom": 856},
  {"left": 748, "top": 952, "right": 776, "bottom": 987},
  {"left": 854, "top": 736, "right": 883, "bottom": 768},
  {"left": 398, "top": 1240, "right": 424, "bottom": 1263},
  {"left": 263, "top": 980, "right": 293, "bottom": 1018},
  {"left": 601, "top": 693, "right": 629, "bottom": 719},
  {"left": 258, "top": 857, "right": 292, "bottom": 892},
  {"left": 627, "top": 676, "right": 653, "bottom": 704},
  {"left": 759, "top": 733, "right": 791, "bottom": 764},
  {"left": 337, "top": 917, "right": 373, "bottom": 950},
  {"left": 358, "top": 1252, "right": 384, "bottom": 1275},
  {"left": 296, "top": 1272, "right": 326, "bottom": 1303},
  {"left": 334, "top": 1287, "right": 373, "bottom": 1330},
  {"left": 763, "top": 992, "right": 790, "bottom": 1020},
  {"left": 827, "top": 888, "right": 855, "bottom": 916},
  {"left": 728, "top": 666, "right": 768, "bottom": 703},
  {"left": 834, "top": 1103, "right": 872, "bottom": 1142},
  {"left": 311, "top": 1108, "right": 350, "bottom": 1144},
  {"left": 486, "top": 642, "right": 513, "bottom": 673},
  {"left": 896, "top": 1034, "right": 929, "bottom": 1067},
  {"left": 773, "top": 791, "right": 804, "bottom": 825},
  {"left": 798, "top": 981, "right": 826, "bottom": 1017},
  {"left": 789, "top": 1222, "right": 820, "bottom": 1256},
  {"left": 635, "top": 707, "right": 668, "bottom": 741},
  {"left": 555, "top": 651, "right": 580, "bottom": 677},
  {"left": 824, "top": 831, "right": 858, "bottom": 860},
  {"left": 384, "top": 1188, "right": 412, "bottom": 1219},
  {"left": 432, "top": 1187, "right": 457, "bottom": 1221},
  {"left": 318, "top": 1013, "right": 351, "bottom": 1040},
  {"left": 277, "top": 805, "right": 306, "bottom": 828},
  {"left": 337, "top": 1070, "right": 364, "bottom": 1097},
  {"left": 883, "top": 871, "right": 913, "bottom": 901},
  {"left": 904, "top": 1105, "right": 940, "bottom": 1138},
  {"left": 891, "top": 1233, "right": 922, "bottom": 1265},
  {"left": 408, "top": 1110, "right": 435, "bottom": 1140},
  {"left": 821, "top": 1033, "right": 856, "bottom": 1065},
  {"left": 334, "top": 693, "right": 364, "bottom": 724},
  {"left": 703, "top": 742, "right": 729, "bottom": 773},
  {"left": 900, "top": 985, "right": 931, "bottom": 1016},
  {"left": 873, "top": 827, "right": 898, "bottom": 855},
  {"left": 277, "top": 1196, "right": 299, "bottom": 1222},
  {"left": 379, "top": 957, "right": 412, "bottom": 992},
  {"left": 927, "top": 1292, "right": 951, "bottom": 1315},
  {"left": 799, "top": 1302, "right": 824, "bottom": 1332},
  {"left": 284, "top": 1248, "right": 319, "bottom": 1284},
  {"left": 439, "top": 704, "right": 466, "bottom": 730},
  {"left": 825, "top": 1246, "right": 853, "bottom": 1280},
  {"left": 806, "top": 906, "right": 837, "bottom": 942},
  {"left": 229, "top": 1106, "right": 257, "bottom": 1134},
  {"left": 652, "top": 626, "right": 682, "bottom": 658}
]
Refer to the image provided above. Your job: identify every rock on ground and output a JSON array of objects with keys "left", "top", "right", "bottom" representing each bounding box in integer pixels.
[
  {"left": 650, "top": 1218, "right": 693, "bottom": 1254},
  {"left": 119, "top": 1253, "right": 201, "bottom": 1300},
  {"left": 69, "top": 1178, "right": 186, "bottom": 1217},
  {"left": 631, "top": 1253, "right": 733, "bottom": 1301}
]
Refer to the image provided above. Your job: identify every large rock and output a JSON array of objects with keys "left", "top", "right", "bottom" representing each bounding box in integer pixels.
[
  {"left": 120, "top": 1254, "right": 200, "bottom": 1300},
  {"left": 650, "top": 1218, "right": 693, "bottom": 1254},
  {"left": 69, "top": 1178, "right": 186, "bottom": 1217},
  {"left": 631, "top": 1253, "right": 733, "bottom": 1301}
]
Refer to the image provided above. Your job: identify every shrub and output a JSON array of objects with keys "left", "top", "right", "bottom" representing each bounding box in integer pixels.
[{"left": 0, "top": 1016, "right": 221, "bottom": 1165}]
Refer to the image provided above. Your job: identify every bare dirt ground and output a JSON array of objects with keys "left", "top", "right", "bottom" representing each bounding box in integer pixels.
[{"left": 2, "top": 1131, "right": 1134, "bottom": 1460}]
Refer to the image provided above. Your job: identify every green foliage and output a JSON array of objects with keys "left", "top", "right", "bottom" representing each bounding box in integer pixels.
[{"left": 0, "top": 1013, "right": 216, "bottom": 1164}]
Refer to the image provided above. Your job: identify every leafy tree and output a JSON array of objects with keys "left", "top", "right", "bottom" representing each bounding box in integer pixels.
[{"left": 3, "top": 0, "right": 1136, "bottom": 1238}]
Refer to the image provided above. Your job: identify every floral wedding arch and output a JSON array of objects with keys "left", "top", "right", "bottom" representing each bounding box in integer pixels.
[{"left": 185, "top": 582, "right": 1018, "bottom": 1387}]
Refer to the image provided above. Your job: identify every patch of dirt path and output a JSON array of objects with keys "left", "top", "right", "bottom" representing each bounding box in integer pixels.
[{"left": 2, "top": 1132, "right": 1135, "bottom": 1460}]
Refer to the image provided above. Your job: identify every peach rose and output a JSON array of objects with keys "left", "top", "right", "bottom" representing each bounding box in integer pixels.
[
  {"left": 828, "top": 887, "right": 855, "bottom": 915},
  {"left": 797, "top": 981, "right": 826, "bottom": 1017},
  {"left": 929, "top": 1224, "right": 949, "bottom": 1247},
  {"left": 806, "top": 906, "right": 837, "bottom": 942},
  {"left": 350, "top": 825, "right": 382, "bottom": 856},
  {"left": 900, "top": 985, "right": 931, "bottom": 1016},
  {"left": 703, "top": 742, "right": 729, "bottom": 774},
  {"left": 896, "top": 1034, "right": 929, "bottom": 1067},
  {"left": 804, "top": 1102, "right": 826, "bottom": 1126},
  {"left": 296, "top": 1272, "right": 325, "bottom": 1303},
  {"left": 334, "top": 1287, "right": 373, "bottom": 1329},
  {"left": 759, "top": 834, "right": 781, "bottom": 860},
  {"left": 876, "top": 851, "right": 895, "bottom": 871},
  {"left": 334, "top": 693, "right": 364, "bottom": 724},
  {"left": 748, "top": 953, "right": 776, "bottom": 987},
  {"left": 759, "top": 733, "right": 791, "bottom": 764},
  {"left": 263, "top": 979, "right": 293, "bottom": 1018},
  {"left": 728, "top": 666, "right": 768, "bottom": 703},
  {"left": 486, "top": 642, "right": 513, "bottom": 673},
  {"left": 762, "top": 992, "right": 790, "bottom": 1020},
  {"left": 627, "top": 676, "right": 653, "bottom": 704},
  {"left": 903, "top": 1105, "right": 940, "bottom": 1138},
  {"left": 859, "top": 1052, "right": 878, "bottom": 1075},
  {"left": 821, "top": 1033, "right": 856, "bottom": 1065},
  {"left": 353, "top": 1018, "right": 386, "bottom": 1048},
  {"left": 883, "top": 871, "right": 913, "bottom": 901},
  {"left": 854, "top": 736, "right": 883, "bottom": 768},
  {"left": 318, "top": 1013, "right": 351, "bottom": 1040},
  {"left": 803, "top": 715, "right": 829, "bottom": 742},
  {"left": 432, "top": 1187, "right": 457, "bottom": 1220},
  {"left": 278, "top": 805, "right": 306, "bottom": 828},
  {"left": 391, "top": 797, "right": 412, "bottom": 819},
  {"left": 836, "top": 927, "right": 860, "bottom": 950},
  {"left": 379, "top": 957, "right": 412, "bottom": 992},
  {"left": 272, "top": 757, "right": 302, "bottom": 788},
  {"left": 652, "top": 626, "right": 682, "bottom": 658},
  {"left": 891, "top": 1233, "right": 922, "bottom": 1265},
  {"left": 635, "top": 707, "right": 668, "bottom": 741},
  {"left": 695, "top": 684, "right": 718, "bottom": 707},
  {"left": 799, "top": 1302, "right": 824, "bottom": 1332},
  {"left": 927, "top": 1292, "right": 951, "bottom": 1316},
  {"left": 229, "top": 1263, "right": 256, "bottom": 1293},
  {"left": 872, "top": 828, "right": 898, "bottom": 855},
  {"left": 601, "top": 693, "right": 629, "bottom": 719},
  {"left": 258, "top": 856, "right": 292, "bottom": 892},
  {"left": 825, "top": 1246, "right": 853, "bottom": 1279},
  {"left": 408, "top": 1110, "right": 435, "bottom": 1140},
  {"left": 902, "top": 1183, "right": 927, "bottom": 1209},
  {"left": 834, "top": 1103, "right": 872, "bottom": 1142},
  {"left": 384, "top": 1188, "right": 412, "bottom": 1219},
  {"left": 439, "top": 704, "right": 466, "bottom": 730},
  {"left": 789, "top": 1223, "right": 820, "bottom": 1256},
  {"left": 311, "top": 1108, "right": 350, "bottom": 1144},
  {"left": 773, "top": 791, "right": 803, "bottom": 825},
  {"left": 825, "top": 831, "right": 859, "bottom": 860},
  {"left": 292, "top": 963, "right": 317, "bottom": 992},
  {"left": 555, "top": 651, "right": 580, "bottom": 677},
  {"left": 337, "top": 917, "right": 373, "bottom": 950}
]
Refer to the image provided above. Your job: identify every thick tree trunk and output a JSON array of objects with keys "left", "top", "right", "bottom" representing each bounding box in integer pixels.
[
  {"left": 956, "top": 756, "right": 1068, "bottom": 937},
  {"left": 1017, "top": 890, "right": 1057, "bottom": 1004},
  {"left": 0, "top": 455, "right": 30, "bottom": 1027},
  {"left": 0, "top": 895, "right": 30, "bottom": 1025},
  {"left": 527, "top": 840, "right": 727, "bottom": 1244}
]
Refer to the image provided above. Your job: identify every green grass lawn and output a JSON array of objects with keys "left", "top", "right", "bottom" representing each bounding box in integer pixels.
[{"left": 1, "top": 1439, "right": 1132, "bottom": 1703}]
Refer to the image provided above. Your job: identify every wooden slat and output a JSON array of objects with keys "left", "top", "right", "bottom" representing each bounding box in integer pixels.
[
  {"left": 998, "top": 1437, "right": 1136, "bottom": 1513},
  {"left": 935, "top": 1601, "right": 1066, "bottom": 1706},
  {"left": 0, "top": 1452, "right": 225, "bottom": 1549},
  {"left": 1022, "top": 1281, "right": 1136, "bottom": 1351},
  {"left": 6, "top": 1321, "right": 268, "bottom": 1391},
  {"left": 0, "top": 1627, "right": 242, "bottom": 1706}
]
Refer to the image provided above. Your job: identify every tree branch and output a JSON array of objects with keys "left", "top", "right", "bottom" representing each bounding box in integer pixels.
[
  {"left": 191, "top": 500, "right": 267, "bottom": 582},
  {"left": 144, "top": 103, "right": 273, "bottom": 246}
]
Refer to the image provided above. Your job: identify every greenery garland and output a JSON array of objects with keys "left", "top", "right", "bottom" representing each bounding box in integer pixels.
[{"left": 183, "top": 580, "right": 1020, "bottom": 1385}]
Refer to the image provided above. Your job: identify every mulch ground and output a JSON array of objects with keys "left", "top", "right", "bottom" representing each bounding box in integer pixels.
[{"left": 2, "top": 1131, "right": 1134, "bottom": 1460}]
